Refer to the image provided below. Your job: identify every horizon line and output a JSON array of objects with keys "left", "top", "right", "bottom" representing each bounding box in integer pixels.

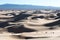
[{"left": 0, "top": 3, "right": 60, "bottom": 7}]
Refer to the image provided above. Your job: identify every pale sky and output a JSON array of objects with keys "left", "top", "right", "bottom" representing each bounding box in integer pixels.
[{"left": 0, "top": 0, "right": 60, "bottom": 7}]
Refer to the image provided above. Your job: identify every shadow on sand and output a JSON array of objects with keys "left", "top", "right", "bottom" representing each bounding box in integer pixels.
[
  {"left": 43, "top": 20, "right": 60, "bottom": 27},
  {"left": 0, "top": 22, "right": 9, "bottom": 28},
  {"left": 11, "top": 35, "right": 49, "bottom": 39},
  {"left": 43, "top": 20, "right": 60, "bottom": 29},
  {"left": 7, "top": 25, "right": 36, "bottom": 33},
  {"left": 12, "top": 13, "right": 32, "bottom": 22}
]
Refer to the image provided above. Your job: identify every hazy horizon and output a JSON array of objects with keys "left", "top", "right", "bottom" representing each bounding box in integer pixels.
[{"left": 0, "top": 0, "right": 60, "bottom": 7}]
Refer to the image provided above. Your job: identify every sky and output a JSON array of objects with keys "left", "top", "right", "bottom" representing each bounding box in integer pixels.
[{"left": 0, "top": 0, "right": 60, "bottom": 7}]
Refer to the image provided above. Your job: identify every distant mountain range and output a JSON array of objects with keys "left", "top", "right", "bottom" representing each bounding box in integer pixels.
[{"left": 0, "top": 4, "right": 60, "bottom": 10}]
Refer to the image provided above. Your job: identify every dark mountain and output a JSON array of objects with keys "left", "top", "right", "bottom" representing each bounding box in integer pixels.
[{"left": 0, "top": 4, "right": 60, "bottom": 10}]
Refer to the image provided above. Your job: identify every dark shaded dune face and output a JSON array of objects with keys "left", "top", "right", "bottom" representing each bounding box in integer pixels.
[
  {"left": 32, "top": 16, "right": 44, "bottom": 19},
  {"left": 55, "top": 13, "right": 60, "bottom": 19},
  {"left": 43, "top": 20, "right": 60, "bottom": 30},
  {"left": 48, "top": 27, "right": 56, "bottom": 30},
  {"left": 43, "top": 20, "right": 60, "bottom": 27},
  {"left": 11, "top": 35, "right": 49, "bottom": 39},
  {"left": 7, "top": 25, "right": 36, "bottom": 33},
  {"left": 11, "top": 35, "right": 25, "bottom": 39},
  {"left": 12, "top": 13, "right": 32, "bottom": 22},
  {"left": 0, "top": 22, "right": 9, "bottom": 28},
  {"left": 57, "top": 13, "right": 60, "bottom": 17}
]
